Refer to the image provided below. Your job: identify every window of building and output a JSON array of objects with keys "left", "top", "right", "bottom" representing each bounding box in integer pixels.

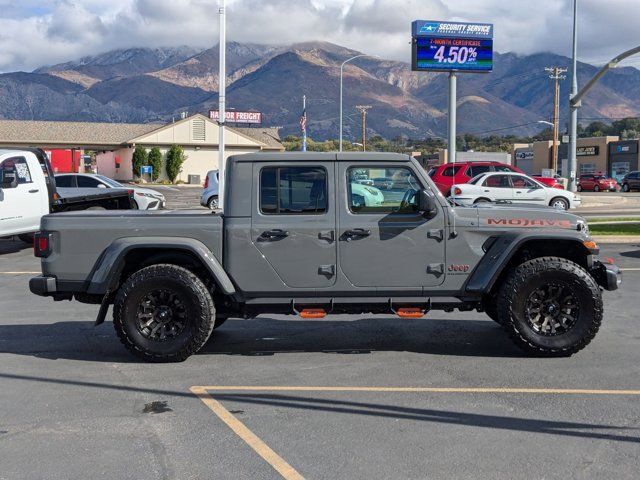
[
  {"left": 260, "top": 167, "right": 327, "bottom": 215},
  {"left": 580, "top": 163, "right": 597, "bottom": 175},
  {"left": 348, "top": 167, "right": 422, "bottom": 214}
]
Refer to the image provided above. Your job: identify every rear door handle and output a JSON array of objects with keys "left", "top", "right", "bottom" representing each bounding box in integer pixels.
[
  {"left": 260, "top": 229, "right": 289, "bottom": 240},
  {"left": 343, "top": 228, "right": 371, "bottom": 242},
  {"left": 29, "top": 189, "right": 39, "bottom": 193}
]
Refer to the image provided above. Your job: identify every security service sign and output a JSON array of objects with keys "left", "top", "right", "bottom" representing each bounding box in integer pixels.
[{"left": 411, "top": 20, "right": 493, "bottom": 73}]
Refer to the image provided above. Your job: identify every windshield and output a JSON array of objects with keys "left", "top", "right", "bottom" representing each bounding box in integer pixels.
[{"left": 96, "top": 175, "right": 124, "bottom": 188}]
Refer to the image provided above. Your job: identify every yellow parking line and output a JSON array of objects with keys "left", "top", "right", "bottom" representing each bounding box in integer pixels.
[
  {"left": 194, "top": 386, "right": 640, "bottom": 395},
  {"left": 190, "top": 386, "right": 304, "bottom": 480},
  {"left": 191, "top": 385, "right": 640, "bottom": 479}
]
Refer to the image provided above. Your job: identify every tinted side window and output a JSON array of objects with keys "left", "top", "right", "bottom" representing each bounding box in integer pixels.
[
  {"left": 348, "top": 166, "right": 422, "bottom": 214},
  {"left": 55, "top": 176, "right": 75, "bottom": 187},
  {"left": 260, "top": 167, "right": 327, "bottom": 215},
  {"left": 441, "top": 165, "right": 461, "bottom": 177},
  {"left": 77, "top": 176, "right": 102, "bottom": 188},
  {"left": 484, "top": 175, "right": 511, "bottom": 188},
  {"left": 1, "top": 157, "right": 32, "bottom": 184},
  {"left": 468, "top": 165, "right": 491, "bottom": 177}
]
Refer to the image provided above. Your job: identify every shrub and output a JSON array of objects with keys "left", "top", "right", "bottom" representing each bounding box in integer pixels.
[
  {"left": 147, "top": 147, "right": 163, "bottom": 182},
  {"left": 165, "top": 145, "right": 186, "bottom": 183},
  {"left": 131, "top": 145, "right": 148, "bottom": 178}
]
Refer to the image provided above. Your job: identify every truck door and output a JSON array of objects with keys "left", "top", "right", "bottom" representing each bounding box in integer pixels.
[
  {"left": 337, "top": 162, "right": 446, "bottom": 288},
  {"left": 0, "top": 155, "right": 47, "bottom": 236},
  {"left": 251, "top": 162, "right": 337, "bottom": 288}
]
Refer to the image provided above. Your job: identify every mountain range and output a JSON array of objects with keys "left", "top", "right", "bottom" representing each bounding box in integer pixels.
[{"left": 1, "top": 41, "right": 639, "bottom": 141}]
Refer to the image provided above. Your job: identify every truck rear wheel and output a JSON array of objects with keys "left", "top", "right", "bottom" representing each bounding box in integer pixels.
[
  {"left": 113, "top": 264, "right": 216, "bottom": 362},
  {"left": 497, "top": 257, "right": 603, "bottom": 357}
]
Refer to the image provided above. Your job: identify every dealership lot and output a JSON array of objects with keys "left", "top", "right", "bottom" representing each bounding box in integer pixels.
[{"left": 1, "top": 238, "right": 639, "bottom": 479}]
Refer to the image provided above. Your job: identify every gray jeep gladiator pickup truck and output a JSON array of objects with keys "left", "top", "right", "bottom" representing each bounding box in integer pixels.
[{"left": 30, "top": 152, "right": 621, "bottom": 362}]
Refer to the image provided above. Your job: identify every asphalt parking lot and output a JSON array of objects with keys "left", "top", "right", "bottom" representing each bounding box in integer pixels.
[{"left": 1, "top": 238, "right": 639, "bottom": 479}]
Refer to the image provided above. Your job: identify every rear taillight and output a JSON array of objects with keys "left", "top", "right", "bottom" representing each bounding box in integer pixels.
[
  {"left": 127, "top": 189, "right": 135, "bottom": 197},
  {"left": 454, "top": 187, "right": 462, "bottom": 195},
  {"left": 34, "top": 232, "right": 52, "bottom": 258},
  {"left": 204, "top": 176, "right": 209, "bottom": 189}
]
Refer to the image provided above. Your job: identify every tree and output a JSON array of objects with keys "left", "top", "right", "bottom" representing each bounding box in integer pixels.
[
  {"left": 131, "top": 146, "right": 148, "bottom": 178},
  {"left": 147, "top": 147, "right": 163, "bottom": 182},
  {"left": 165, "top": 145, "right": 186, "bottom": 183}
]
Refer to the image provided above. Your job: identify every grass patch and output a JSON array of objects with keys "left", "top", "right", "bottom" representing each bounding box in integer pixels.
[{"left": 590, "top": 223, "right": 640, "bottom": 236}]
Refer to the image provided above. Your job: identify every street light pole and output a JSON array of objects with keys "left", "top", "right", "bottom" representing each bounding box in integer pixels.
[
  {"left": 567, "top": 0, "right": 579, "bottom": 192},
  {"left": 339, "top": 54, "right": 376, "bottom": 152},
  {"left": 218, "top": 0, "right": 226, "bottom": 209}
]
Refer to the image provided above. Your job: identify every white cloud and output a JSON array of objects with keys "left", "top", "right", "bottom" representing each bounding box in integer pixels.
[{"left": 0, "top": 0, "right": 638, "bottom": 72}]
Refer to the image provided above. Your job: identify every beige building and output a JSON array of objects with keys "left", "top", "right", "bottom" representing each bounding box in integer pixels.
[
  {"left": 0, "top": 114, "right": 284, "bottom": 182},
  {"left": 513, "top": 136, "right": 619, "bottom": 176}
]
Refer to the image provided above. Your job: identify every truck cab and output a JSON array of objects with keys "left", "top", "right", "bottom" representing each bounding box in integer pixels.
[{"left": 0, "top": 150, "right": 50, "bottom": 237}]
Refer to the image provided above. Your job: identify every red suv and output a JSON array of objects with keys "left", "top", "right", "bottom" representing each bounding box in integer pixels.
[
  {"left": 577, "top": 173, "right": 618, "bottom": 192},
  {"left": 428, "top": 162, "right": 523, "bottom": 195}
]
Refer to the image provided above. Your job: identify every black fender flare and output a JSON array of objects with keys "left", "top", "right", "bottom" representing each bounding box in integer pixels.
[
  {"left": 465, "top": 231, "right": 593, "bottom": 295},
  {"left": 86, "top": 237, "right": 236, "bottom": 296}
]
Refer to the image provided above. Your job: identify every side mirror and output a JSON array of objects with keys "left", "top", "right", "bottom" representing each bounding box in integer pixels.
[
  {"left": 417, "top": 189, "right": 438, "bottom": 216},
  {"left": 97, "top": 183, "right": 107, "bottom": 189}
]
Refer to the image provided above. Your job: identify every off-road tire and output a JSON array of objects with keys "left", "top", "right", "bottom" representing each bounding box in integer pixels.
[
  {"left": 497, "top": 257, "right": 602, "bottom": 357},
  {"left": 113, "top": 264, "right": 215, "bottom": 362}
]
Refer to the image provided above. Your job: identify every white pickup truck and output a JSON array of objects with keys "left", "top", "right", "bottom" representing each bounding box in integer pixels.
[{"left": 0, "top": 148, "right": 134, "bottom": 241}]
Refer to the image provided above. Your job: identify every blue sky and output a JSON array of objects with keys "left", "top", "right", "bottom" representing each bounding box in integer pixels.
[{"left": 0, "top": 0, "right": 638, "bottom": 72}]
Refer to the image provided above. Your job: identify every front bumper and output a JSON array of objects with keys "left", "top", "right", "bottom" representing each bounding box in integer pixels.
[{"left": 590, "top": 261, "right": 622, "bottom": 291}]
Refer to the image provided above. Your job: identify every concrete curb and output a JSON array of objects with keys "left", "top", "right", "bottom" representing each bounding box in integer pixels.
[{"left": 593, "top": 236, "right": 640, "bottom": 244}]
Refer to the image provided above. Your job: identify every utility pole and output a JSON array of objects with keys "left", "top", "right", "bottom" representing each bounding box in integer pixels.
[
  {"left": 448, "top": 72, "right": 457, "bottom": 164},
  {"left": 355, "top": 105, "right": 372, "bottom": 151},
  {"left": 567, "top": 0, "right": 579, "bottom": 191},
  {"left": 544, "top": 66, "right": 567, "bottom": 174}
]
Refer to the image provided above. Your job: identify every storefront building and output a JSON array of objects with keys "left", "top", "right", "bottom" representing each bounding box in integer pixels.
[{"left": 609, "top": 140, "right": 639, "bottom": 182}]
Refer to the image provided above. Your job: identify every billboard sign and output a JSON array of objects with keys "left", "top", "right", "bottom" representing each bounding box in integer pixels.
[
  {"left": 209, "top": 110, "right": 263, "bottom": 124},
  {"left": 412, "top": 20, "right": 493, "bottom": 73}
]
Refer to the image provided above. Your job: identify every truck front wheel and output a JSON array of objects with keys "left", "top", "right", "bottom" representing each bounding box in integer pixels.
[
  {"left": 113, "top": 264, "right": 216, "bottom": 362},
  {"left": 497, "top": 257, "right": 603, "bottom": 357}
]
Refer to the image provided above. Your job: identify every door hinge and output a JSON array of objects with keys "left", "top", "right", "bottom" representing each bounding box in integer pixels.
[
  {"left": 427, "top": 263, "right": 445, "bottom": 276},
  {"left": 427, "top": 229, "right": 444, "bottom": 242},
  {"left": 318, "top": 265, "right": 336, "bottom": 277}
]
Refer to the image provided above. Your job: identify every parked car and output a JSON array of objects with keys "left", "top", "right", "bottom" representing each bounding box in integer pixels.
[
  {"left": 450, "top": 172, "right": 580, "bottom": 210},
  {"left": 620, "top": 171, "right": 640, "bottom": 192},
  {"left": 428, "top": 161, "right": 523, "bottom": 195},
  {"left": 200, "top": 170, "right": 220, "bottom": 209},
  {"left": 577, "top": 173, "right": 618, "bottom": 192},
  {"left": 55, "top": 173, "right": 165, "bottom": 210},
  {"left": 531, "top": 174, "right": 565, "bottom": 189},
  {"left": 0, "top": 149, "right": 133, "bottom": 241}
]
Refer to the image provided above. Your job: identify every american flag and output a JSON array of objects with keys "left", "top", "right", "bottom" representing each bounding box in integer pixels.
[{"left": 300, "top": 108, "right": 307, "bottom": 132}]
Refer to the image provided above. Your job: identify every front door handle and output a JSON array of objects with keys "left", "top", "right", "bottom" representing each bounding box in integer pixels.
[
  {"left": 343, "top": 228, "right": 371, "bottom": 242},
  {"left": 260, "top": 229, "right": 289, "bottom": 240},
  {"left": 29, "top": 189, "right": 40, "bottom": 193}
]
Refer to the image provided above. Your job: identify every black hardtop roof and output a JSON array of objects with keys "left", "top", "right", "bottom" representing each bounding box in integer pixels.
[{"left": 229, "top": 152, "right": 413, "bottom": 163}]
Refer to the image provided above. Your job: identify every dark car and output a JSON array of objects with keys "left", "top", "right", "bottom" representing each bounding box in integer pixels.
[
  {"left": 577, "top": 173, "right": 618, "bottom": 192},
  {"left": 621, "top": 171, "right": 640, "bottom": 192},
  {"left": 428, "top": 161, "right": 523, "bottom": 195}
]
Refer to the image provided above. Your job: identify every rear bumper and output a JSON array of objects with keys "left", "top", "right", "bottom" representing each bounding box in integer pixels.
[
  {"left": 29, "top": 276, "right": 57, "bottom": 296},
  {"left": 590, "top": 261, "right": 622, "bottom": 291}
]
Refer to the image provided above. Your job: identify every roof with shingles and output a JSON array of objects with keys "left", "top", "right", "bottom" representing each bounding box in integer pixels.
[
  {"left": 0, "top": 120, "right": 162, "bottom": 147},
  {"left": 0, "top": 116, "right": 284, "bottom": 150}
]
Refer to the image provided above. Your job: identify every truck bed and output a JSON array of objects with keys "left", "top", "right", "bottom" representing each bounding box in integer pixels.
[
  {"left": 40, "top": 210, "right": 223, "bottom": 282},
  {"left": 55, "top": 187, "right": 133, "bottom": 211}
]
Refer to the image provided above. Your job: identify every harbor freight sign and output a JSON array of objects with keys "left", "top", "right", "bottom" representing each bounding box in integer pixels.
[
  {"left": 209, "top": 110, "right": 263, "bottom": 124},
  {"left": 412, "top": 20, "right": 493, "bottom": 73}
]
